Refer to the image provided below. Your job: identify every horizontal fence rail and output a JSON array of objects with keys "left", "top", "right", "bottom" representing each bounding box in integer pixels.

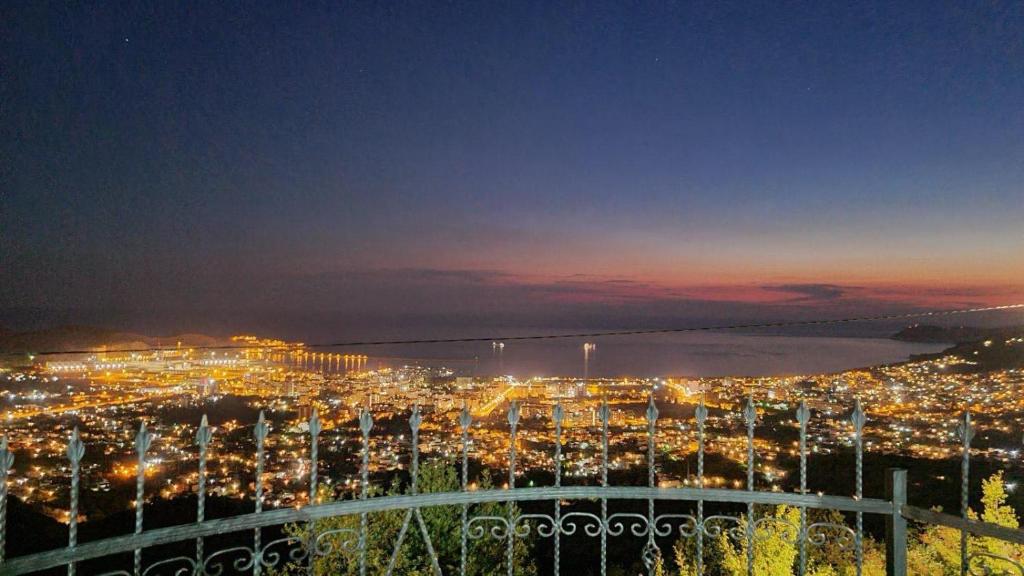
[{"left": 0, "top": 397, "right": 1021, "bottom": 576}]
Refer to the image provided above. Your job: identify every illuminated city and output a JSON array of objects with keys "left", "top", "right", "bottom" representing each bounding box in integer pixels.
[
  {"left": 2, "top": 333, "right": 1020, "bottom": 525},
  {"left": 4, "top": 1, "right": 1024, "bottom": 574}
]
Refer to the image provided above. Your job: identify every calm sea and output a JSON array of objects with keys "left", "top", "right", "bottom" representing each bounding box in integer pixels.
[{"left": 333, "top": 332, "right": 948, "bottom": 378}]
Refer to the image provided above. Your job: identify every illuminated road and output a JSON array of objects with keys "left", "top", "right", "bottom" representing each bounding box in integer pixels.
[
  {"left": 474, "top": 382, "right": 518, "bottom": 417},
  {"left": 5, "top": 390, "right": 178, "bottom": 422}
]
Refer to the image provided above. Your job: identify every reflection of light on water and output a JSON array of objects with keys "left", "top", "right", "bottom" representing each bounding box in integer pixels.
[{"left": 443, "top": 333, "right": 950, "bottom": 379}]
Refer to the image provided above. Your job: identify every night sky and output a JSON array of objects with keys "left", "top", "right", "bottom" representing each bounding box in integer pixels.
[{"left": 3, "top": 2, "right": 1022, "bottom": 337}]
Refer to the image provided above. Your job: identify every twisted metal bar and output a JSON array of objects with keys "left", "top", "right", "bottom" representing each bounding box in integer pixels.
[
  {"left": 852, "top": 400, "right": 866, "bottom": 576},
  {"left": 358, "top": 409, "right": 372, "bottom": 576},
  {"left": 308, "top": 411, "right": 321, "bottom": 504},
  {"left": 553, "top": 402, "right": 564, "bottom": 576},
  {"left": 796, "top": 402, "right": 810, "bottom": 576},
  {"left": 644, "top": 394, "right": 660, "bottom": 575},
  {"left": 67, "top": 428, "right": 85, "bottom": 576},
  {"left": 253, "top": 412, "right": 269, "bottom": 576},
  {"left": 959, "top": 412, "right": 974, "bottom": 576},
  {"left": 306, "top": 410, "right": 321, "bottom": 576},
  {"left": 0, "top": 437, "right": 11, "bottom": 567},
  {"left": 133, "top": 423, "right": 153, "bottom": 576},
  {"left": 384, "top": 406, "right": 443, "bottom": 576},
  {"left": 507, "top": 402, "right": 520, "bottom": 576},
  {"left": 195, "top": 416, "right": 213, "bottom": 569},
  {"left": 744, "top": 396, "right": 756, "bottom": 576},
  {"left": 600, "top": 400, "right": 610, "bottom": 576},
  {"left": 459, "top": 405, "right": 471, "bottom": 576},
  {"left": 696, "top": 402, "right": 708, "bottom": 576}
]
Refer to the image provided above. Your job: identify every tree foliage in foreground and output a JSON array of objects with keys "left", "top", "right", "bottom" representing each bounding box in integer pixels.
[
  {"left": 275, "top": 461, "right": 536, "bottom": 576},
  {"left": 909, "top": 471, "right": 1024, "bottom": 576},
  {"left": 667, "top": 472, "right": 1020, "bottom": 575},
  {"left": 269, "top": 469, "right": 1022, "bottom": 575}
]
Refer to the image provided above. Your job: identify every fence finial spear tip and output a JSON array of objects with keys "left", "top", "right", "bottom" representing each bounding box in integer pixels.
[
  {"left": 646, "top": 394, "right": 659, "bottom": 423},
  {"left": 957, "top": 411, "right": 974, "bottom": 444},
  {"left": 743, "top": 395, "right": 757, "bottom": 425},
  {"left": 695, "top": 401, "right": 708, "bottom": 425},
  {"left": 552, "top": 402, "right": 564, "bottom": 426},
  {"left": 68, "top": 426, "right": 85, "bottom": 463},
  {"left": 508, "top": 401, "right": 521, "bottom": 428},
  {"left": 196, "top": 414, "right": 213, "bottom": 447},
  {"left": 135, "top": 421, "right": 152, "bottom": 455},
  {"left": 796, "top": 401, "right": 810, "bottom": 426},
  {"left": 254, "top": 410, "right": 269, "bottom": 442},
  {"left": 409, "top": 404, "right": 422, "bottom": 432},
  {"left": 359, "top": 408, "right": 374, "bottom": 435},
  {"left": 851, "top": 399, "right": 866, "bottom": 433},
  {"left": 0, "top": 435, "right": 11, "bottom": 473},
  {"left": 459, "top": 404, "right": 472, "bottom": 431},
  {"left": 309, "top": 409, "right": 322, "bottom": 438}
]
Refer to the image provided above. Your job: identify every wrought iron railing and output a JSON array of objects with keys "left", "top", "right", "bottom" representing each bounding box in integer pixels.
[{"left": 0, "top": 397, "right": 1021, "bottom": 576}]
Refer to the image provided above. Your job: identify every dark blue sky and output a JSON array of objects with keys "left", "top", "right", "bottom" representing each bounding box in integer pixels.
[{"left": 3, "top": 2, "right": 1022, "bottom": 336}]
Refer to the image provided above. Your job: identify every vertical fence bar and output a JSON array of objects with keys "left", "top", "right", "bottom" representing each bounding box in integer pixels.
[
  {"left": 851, "top": 400, "right": 866, "bottom": 576},
  {"left": 0, "top": 436, "right": 11, "bottom": 566},
  {"left": 195, "top": 416, "right": 213, "bottom": 569},
  {"left": 66, "top": 428, "right": 85, "bottom": 576},
  {"left": 133, "top": 423, "right": 153, "bottom": 576},
  {"left": 408, "top": 405, "right": 442, "bottom": 575},
  {"left": 552, "top": 402, "right": 564, "bottom": 576},
  {"left": 795, "top": 402, "right": 810, "bottom": 576},
  {"left": 599, "top": 399, "right": 610, "bottom": 576},
  {"left": 459, "top": 405, "right": 472, "bottom": 576},
  {"left": 309, "top": 410, "right": 321, "bottom": 503},
  {"left": 307, "top": 410, "right": 321, "bottom": 575},
  {"left": 253, "top": 411, "right": 269, "bottom": 576},
  {"left": 743, "top": 396, "right": 756, "bottom": 576},
  {"left": 957, "top": 411, "right": 973, "bottom": 576},
  {"left": 507, "top": 401, "right": 520, "bottom": 576},
  {"left": 695, "top": 402, "right": 707, "bottom": 576},
  {"left": 644, "top": 394, "right": 659, "bottom": 575},
  {"left": 358, "top": 409, "right": 373, "bottom": 576},
  {"left": 885, "top": 469, "right": 907, "bottom": 576}
]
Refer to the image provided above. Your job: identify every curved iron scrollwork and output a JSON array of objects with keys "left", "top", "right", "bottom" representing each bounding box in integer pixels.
[
  {"left": 468, "top": 511, "right": 613, "bottom": 541},
  {"left": 258, "top": 534, "right": 310, "bottom": 568},
  {"left": 701, "top": 515, "right": 745, "bottom": 541},
  {"left": 967, "top": 552, "right": 1024, "bottom": 576},
  {"left": 604, "top": 513, "right": 649, "bottom": 537},
  {"left": 652, "top": 513, "right": 700, "bottom": 538},
  {"left": 202, "top": 546, "right": 258, "bottom": 576},
  {"left": 467, "top": 515, "right": 513, "bottom": 540},
  {"left": 200, "top": 535, "right": 309, "bottom": 576},
  {"left": 141, "top": 556, "right": 196, "bottom": 576},
  {"left": 554, "top": 512, "right": 604, "bottom": 538},
  {"left": 313, "top": 527, "right": 359, "bottom": 556},
  {"left": 512, "top": 513, "right": 560, "bottom": 538},
  {"left": 806, "top": 522, "right": 857, "bottom": 551},
  {"left": 641, "top": 540, "right": 661, "bottom": 570}
]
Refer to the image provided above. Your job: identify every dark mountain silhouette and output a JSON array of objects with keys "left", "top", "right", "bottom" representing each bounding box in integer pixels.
[{"left": 0, "top": 325, "right": 228, "bottom": 354}]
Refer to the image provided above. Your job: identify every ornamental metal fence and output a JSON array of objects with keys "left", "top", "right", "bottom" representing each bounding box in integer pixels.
[{"left": 0, "top": 397, "right": 1021, "bottom": 576}]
